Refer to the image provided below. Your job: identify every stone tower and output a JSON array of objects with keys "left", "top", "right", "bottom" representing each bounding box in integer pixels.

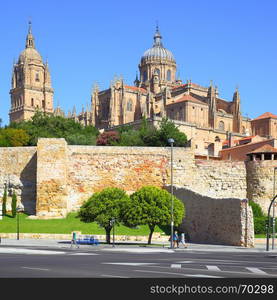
[
  {"left": 232, "top": 87, "right": 242, "bottom": 133},
  {"left": 138, "top": 26, "right": 177, "bottom": 94},
  {"left": 9, "top": 22, "right": 54, "bottom": 123}
]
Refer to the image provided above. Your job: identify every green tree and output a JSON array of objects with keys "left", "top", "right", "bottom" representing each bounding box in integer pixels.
[
  {"left": 10, "top": 111, "right": 99, "bottom": 146},
  {"left": 123, "top": 186, "right": 185, "bottom": 244},
  {"left": 11, "top": 190, "right": 17, "bottom": 218},
  {"left": 0, "top": 128, "right": 30, "bottom": 147},
  {"left": 154, "top": 118, "right": 187, "bottom": 147},
  {"left": 78, "top": 187, "right": 129, "bottom": 243},
  {"left": 2, "top": 185, "right": 7, "bottom": 216}
]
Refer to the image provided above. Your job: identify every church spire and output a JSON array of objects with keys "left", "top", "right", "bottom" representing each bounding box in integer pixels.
[
  {"left": 153, "top": 24, "right": 163, "bottom": 47},
  {"left": 25, "top": 21, "right": 35, "bottom": 49}
]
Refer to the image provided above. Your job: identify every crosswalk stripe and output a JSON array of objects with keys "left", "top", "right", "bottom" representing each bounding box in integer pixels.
[
  {"left": 246, "top": 267, "right": 267, "bottom": 275},
  {"left": 69, "top": 253, "right": 98, "bottom": 255},
  {"left": 206, "top": 265, "right": 221, "bottom": 272},
  {"left": 171, "top": 264, "right": 182, "bottom": 268},
  {"left": 190, "top": 274, "right": 223, "bottom": 278}
]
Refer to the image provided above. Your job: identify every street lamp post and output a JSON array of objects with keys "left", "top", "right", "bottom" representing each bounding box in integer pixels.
[
  {"left": 110, "top": 218, "right": 115, "bottom": 247},
  {"left": 168, "top": 138, "right": 174, "bottom": 249},
  {"left": 272, "top": 167, "right": 277, "bottom": 250},
  {"left": 16, "top": 204, "right": 24, "bottom": 240}
]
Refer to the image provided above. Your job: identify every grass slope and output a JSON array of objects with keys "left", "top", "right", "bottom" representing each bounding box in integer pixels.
[{"left": 0, "top": 213, "right": 170, "bottom": 236}]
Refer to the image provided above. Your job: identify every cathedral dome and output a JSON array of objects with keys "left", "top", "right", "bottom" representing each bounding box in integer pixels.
[
  {"left": 141, "top": 27, "right": 175, "bottom": 63},
  {"left": 18, "top": 22, "right": 43, "bottom": 64},
  {"left": 18, "top": 47, "right": 43, "bottom": 63}
]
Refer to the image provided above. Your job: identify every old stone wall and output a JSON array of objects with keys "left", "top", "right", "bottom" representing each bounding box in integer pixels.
[
  {"left": 0, "top": 137, "right": 275, "bottom": 224},
  {"left": 246, "top": 160, "right": 277, "bottom": 213},
  {"left": 0, "top": 147, "right": 37, "bottom": 214},
  {"left": 36, "top": 139, "right": 68, "bottom": 218},
  {"left": 169, "top": 186, "right": 254, "bottom": 247},
  {"left": 66, "top": 145, "right": 194, "bottom": 211},
  {"left": 192, "top": 159, "right": 247, "bottom": 199}
]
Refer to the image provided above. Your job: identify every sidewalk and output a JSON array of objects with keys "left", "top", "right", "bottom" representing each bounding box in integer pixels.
[{"left": 1, "top": 237, "right": 277, "bottom": 253}]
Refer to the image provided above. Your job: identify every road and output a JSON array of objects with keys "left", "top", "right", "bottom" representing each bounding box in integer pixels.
[{"left": 0, "top": 245, "right": 277, "bottom": 278}]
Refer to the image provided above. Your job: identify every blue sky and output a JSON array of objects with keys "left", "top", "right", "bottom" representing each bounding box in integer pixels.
[{"left": 0, "top": 0, "right": 276, "bottom": 126}]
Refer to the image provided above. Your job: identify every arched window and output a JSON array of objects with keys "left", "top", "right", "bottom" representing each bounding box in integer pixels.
[
  {"left": 31, "top": 98, "right": 34, "bottom": 106},
  {"left": 35, "top": 73, "right": 40, "bottom": 82},
  {"left": 127, "top": 99, "right": 133, "bottom": 112},
  {"left": 167, "top": 69, "right": 171, "bottom": 81},
  {"left": 143, "top": 71, "right": 147, "bottom": 82},
  {"left": 215, "top": 136, "right": 221, "bottom": 142},
  {"left": 154, "top": 68, "right": 160, "bottom": 77},
  {"left": 242, "top": 126, "right": 246, "bottom": 134},
  {"left": 218, "top": 121, "right": 225, "bottom": 131}
]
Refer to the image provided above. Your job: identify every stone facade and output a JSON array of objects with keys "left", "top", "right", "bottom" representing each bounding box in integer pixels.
[
  {"left": 246, "top": 160, "right": 277, "bottom": 213},
  {"left": 0, "top": 138, "right": 276, "bottom": 246},
  {"left": 169, "top": 187, "right": 254, "bottom": 247},
  {"left": 36, "top": 139, "right": 68, "bottom": 218},
  {"left": 9, "top": 22, "right": 54, "bottom": 123},
  {"left": 0, "top": 138, "right": 276, "bottom": 217},
  {"left": 0, "top": 147, "right": 37, "bottom": 214},
  {"left": 9, "top": 25, "right": 277, "bottom": 159}
]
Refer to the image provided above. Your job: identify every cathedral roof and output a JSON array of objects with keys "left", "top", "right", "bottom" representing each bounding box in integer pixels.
[
  {"left": 167, "top": 94, "right": 207, "bottom": 106},
  {"left": 124, "top": 85, "right": 147, "bottom": 93},
  {"left": 141, "top": 26, "right": 175, "bottom": 63},
  {"left": 18, "top": 47, "right": 43, "bottom": 63},
  {"left": 252, "top": 112, "right": 277, "bottom": 121},
  {"left": 18, "top": 21, "right": 43, "bottom": 64}
]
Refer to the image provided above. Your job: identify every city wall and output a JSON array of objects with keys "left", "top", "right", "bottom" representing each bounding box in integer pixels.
[
  {"left": 0, "top": 138, "right": 276, "bottom": 245},
  {"left": 167, "top": 187, "right": 254, "bottom": 247}
]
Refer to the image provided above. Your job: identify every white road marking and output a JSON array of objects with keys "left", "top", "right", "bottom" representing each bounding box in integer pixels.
[
  {"left": 22, "top": 267, "right": 49, "bottom": 271},
  {"left": 69, "top": 253, "right": 98, "bottom": 255},
  {"left": 102, "top": 262, "right": 157, "bottom": 266},
  {"left": 134, "top": 269, "right": 223, "bottom": 278},
  {"left": 171, "top": 264, "right": 182, "bottom": 268},
  {"left": 0, "top": 248, "right": 65, "bottom": 255},
  {"left": 206, "top": 265, "right": 221, "bottom": 272},
  {"left": 189, "top": 274, "right": 223, "bottom": 278},
  {"left": 101, "top": 274, "right": 129, "bottom": 278},
  {"left": 246, "top": 268, "right": 268, "bottom": 275},
  {"left": 102, "top": 248, "right": 174, "bottom": 253}
]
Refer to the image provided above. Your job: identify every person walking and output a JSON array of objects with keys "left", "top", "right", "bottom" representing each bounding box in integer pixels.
[
  {"left": 179, "top": 232, "right": 188, "bottom": 248},
  {"left": 71, "top": 232, "right": 79, "bottom": 249},
  {"left": 173, "top": 231, "right": 179, "bottom": 248}
]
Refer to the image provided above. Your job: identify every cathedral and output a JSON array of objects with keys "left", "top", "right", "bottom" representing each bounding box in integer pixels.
[
  {"left": 9, "top": 22, "right": 54, "bottom": 123},
  {"left": 9, "top": 24, "right": 277, "bottom": 156}
]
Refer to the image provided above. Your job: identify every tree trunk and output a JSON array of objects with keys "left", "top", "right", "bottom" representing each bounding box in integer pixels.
[
  {"left": 105, "top": 227, "right": 112, "bottom": 244},
  {"left": 148, "top": 225, "right": 155, "bottom": 245}
]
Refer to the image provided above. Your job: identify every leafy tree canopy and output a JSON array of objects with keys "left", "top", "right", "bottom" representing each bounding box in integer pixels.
[
  {"left": 78, "top": 187, "right": 130, "bottom": 243},
  {"left": 123, "top": 186, "right": 185, "bottom": 244},
  {"left": 9, "top": 111, "right": 99, "bottom": 146},
  {"left": 0, "top": 128, "right": 30, "bottom": 147},
  {"left": 106, "top": 117, "right": 187, "bottom": 147}
]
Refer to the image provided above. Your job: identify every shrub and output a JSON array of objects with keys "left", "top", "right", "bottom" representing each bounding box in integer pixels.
[
  {"left": 249, "top": 200, "right": 265, "bottom": 218},
  {"left": 253, "top": 217, "right": 267, "bottom": 234},
  {"left": 96, "top": 131, "right": 120, "bottom": 145},
  {"left": 11, "top": 190, "right": 17, "bottom": 218},
  {"left": 2, "top": 185, "right": 7, "bottom": 216}
]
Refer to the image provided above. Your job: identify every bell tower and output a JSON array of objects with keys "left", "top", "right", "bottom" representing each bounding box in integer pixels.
[{"left": 9, "top": 22, "right": 54, "bottom": 123}]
